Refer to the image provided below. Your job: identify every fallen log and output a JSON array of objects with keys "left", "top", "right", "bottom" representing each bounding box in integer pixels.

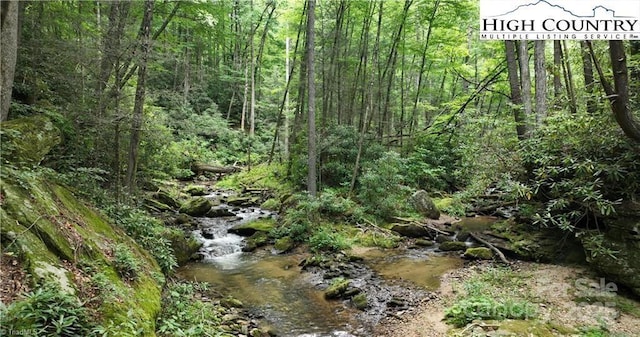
[
  {"left": 191, "top": 162, "right": 241, "bottom": 176},
  {"left": 469, "top": 232, "right": 510, "bottom": 264},
  {"left": 472, "top": 200, "right": 516, "bottom": 214}
]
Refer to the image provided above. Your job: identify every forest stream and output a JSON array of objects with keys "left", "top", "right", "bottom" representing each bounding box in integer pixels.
[{"left": 176, "top": 190, "right": 473, "bottom": 336}]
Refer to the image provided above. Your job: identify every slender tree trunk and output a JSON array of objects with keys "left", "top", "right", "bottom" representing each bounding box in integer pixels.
[
  {"left": 411, "top": 0, "right": 440, "bottom": 137},
  {"left": 581, "top": 41, "right": 596, "bottom": 114},
  {"left": 561, "top": 41, "right": 577, "bottom": 114},
  {"left": 534, "top": 40, "right": 546, "bottom": 124},
  {"left": 553, "top": 41, "right": 562, "bottom": 97},
  {"left": 249, "top": 0, "right": 255, "bottom": 136},
  {"left": 1, "top": 0, "right": 19, "bottom": 121},
  {"left": 505, "top": 40, "right": 527, "bottom": 139},
  {"left": 241, "top": 62, "right": 248, "bottom": 131},
  {"left": 306, "top": 0, "right": 317, "bottom": 196},
  {"left": 518, "top": 40, "right": 532, "bottom": 128},
  {"left": 588, "top": 41, "right": 640, "bottom": 143},
  {"left": 126, "top": 0, "right": 154, "bottom": 192}
]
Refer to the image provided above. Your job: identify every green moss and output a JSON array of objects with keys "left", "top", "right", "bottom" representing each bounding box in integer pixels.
[
  {"left": 243, "top": 232, "right": 270, "bottom": 252},
  {"left": 325, "top": 278, "right": 351, "bottom": 299},
  {"left": 433, "top": 197, "right": 453, "bottom": 211},
  {"left": 1, "top": 169, "right": 162, "bottom": 336},
  {"left": 464, "top": 247, "right": 494, "bottom": 260},
  {"left": 229, "top": 218, "right": 276, "bottom": 236},
  {"left": 260, "top": 198, "right": 280, "bottom": 211},
  {"left": 183, "top": 184, "right": 207, "bottom": 196},
  {"left": 352, "top": 293, "right": 368, "bottom": 310},
  {"left": 162, "top": 229, "right": 201, "bottom": 265},
  {"left": 0, "top": 115, "right": 61, "bottom": 167},
  {"left": 274, "top": 236, "right": 295, "bottom": 253},
  {"left": 216, "top": 163, "right": 293, "bottom": 195},
  {"left": 179, "top": 197, "right": 213, "bottom": 216},
  {"left": 495, "top": 320, "right": 556, "bottom": 337},
  {"left": 439, "top": 241, "right": 467, "bottom": 251}
]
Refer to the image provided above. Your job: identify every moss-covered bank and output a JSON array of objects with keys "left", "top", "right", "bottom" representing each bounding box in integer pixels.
[{"left": 0, "top": 116, "right": 162, "bottom": 335}]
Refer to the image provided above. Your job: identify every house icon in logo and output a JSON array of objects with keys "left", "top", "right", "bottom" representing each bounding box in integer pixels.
[
  {"left": 479, "top": 0, "right": 640, "bottom": 40},
  {"left": 490, "top": 0, "right": 632, "bottom": 19}
]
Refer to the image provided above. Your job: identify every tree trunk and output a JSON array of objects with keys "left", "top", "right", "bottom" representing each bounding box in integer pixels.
[
  {"left": 607, "top": 41, "right": 640, "bottom": 142},
  {"left": 249, "top": 0, "right": 255, "bottom": 136},
  {"left": 553, "top": 40, "right": 562, "bottom": 99},
  {"left": 306, "top": 0, "right": 317, "bottom": 196},
  {"left": 505, "top": 40, "right": 527, "bottom": 139},
  {"left": 581, "top": 41, "right": 596, "bottom": 114},
  {"left": 126, "top": 0, "right": 154, "bottom": 192},
  {"left": 561, "top": 41, "right": 577, "bottom": 114},
  {"left": 518, "top": 40, "right": 532, "bottom": 129},
  {"left": 1, "top": 0, "right": 19, "bottom": 121},
  {"left": 411, "top": 0, "right": 440, "bottom": 136},
  {"left": 534, "top": 40, "right": 546, "bottom": 124}
]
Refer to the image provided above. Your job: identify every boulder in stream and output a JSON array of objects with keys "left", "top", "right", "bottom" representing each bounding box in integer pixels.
[
  {"left": 183, "top": 184, "right": 207, "bottom": 196},
  {"left": 463, "top": 247, "right": 494, "bottom": 260},
  {"left": 324, "top": 278, "right": 351, "bottom": 299},
  {"left": 227, "top": 196, "right": 260, "bottom": 207},
  {"left": 438, "top": 241, "right": 467, "bottom": 251},
  {"left": 153, "top": 190, "right": 182, "bottom": 209},
  {"left": 274, "top": 236, "right": 294, "bottom": 253},
  {"left": 410, "top": 190, "right": 440, "bottom": 220},
  {"left": 206, "top": 207, "right": 236, "bottom": 218},
  {"left": 390, "top": 223, "right": 431, "bottom": 238},
  {"left": 229, "top": 218, "right": 276, "bottom": 236},
  {"left": 179, "top": 197, "right": 214, "bottom": 216}
]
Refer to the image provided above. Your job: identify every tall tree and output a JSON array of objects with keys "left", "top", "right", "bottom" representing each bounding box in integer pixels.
[
  {"left": 580, "top": 41, "right": 596, "bottom": 114},
  {"left": 505, "top": 40, "right": 527, "bottom": 139},
  {"left": 306, "top": 0, "right": 317, "bottom": 196},
  {"left": 518, "top": 40, "right": 532, "bottom": 129},
  {"left": 126, "top": 0, "right": 154, "bottom": 192},
  {"left": 1, "top": 0, "right": 20, "bottom": 121},
  {"left": 534, "top": 40, "right": 546, "bottom": 124}
]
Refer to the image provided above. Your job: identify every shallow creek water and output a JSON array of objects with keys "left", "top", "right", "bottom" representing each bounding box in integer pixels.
[{"left": 177, "top": 192, "right": 466, "bottom": 336}]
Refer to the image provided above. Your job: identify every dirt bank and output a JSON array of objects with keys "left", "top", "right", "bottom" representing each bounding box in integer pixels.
[{"left": 376, "top": 261, "right": 640, "bottom": 337}]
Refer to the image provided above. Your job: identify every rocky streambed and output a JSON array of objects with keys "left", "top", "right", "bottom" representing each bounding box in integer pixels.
[{"left": 167, "top": 188, "right": 476, "bottom": 336}]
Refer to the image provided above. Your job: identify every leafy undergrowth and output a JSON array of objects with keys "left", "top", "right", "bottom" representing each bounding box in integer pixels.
[
  {"left": 216, "top": 163, "right": 293, "bottom": 196},
  {"left": 156, "top": 281, "right": 233, "bottom": 337},
  {"left": 269, "top": 190, "right": 401, "bottom": 254},
  {"left": 445, "top": 266, "right": 538, "bottom": 327}
]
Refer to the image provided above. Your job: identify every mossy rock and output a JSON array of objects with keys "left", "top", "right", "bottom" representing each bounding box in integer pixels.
[
  {"left": 183, "top": 184, "right": 207, "bottom": 196},
  {"left": 143, "top": 198, "right": 173, "bottom": 213},
  {"left": 324, "top": 278, "right": 351, "bottom": 299},
  {"left": 242, "top": 232, "right": 270, "bottom": 252},
  {"left": 221, "top": 297, "right": 244, "bottom": 308},
  {"left": 0, "top": 168, "right": 162, "bottom": 335},
  {"left": 228, "top": 218, "right": 276, "bottom": 236},
  {"left": 163, "top": 230, "right": 202, "bottom": 265},
  {"left": 352, "top": 293, "right": 368, "bottom": 310},
  {"left": 390, "top": 223, "right": 431, "bottom": 238},
  {"left": 439, "top": 241, "right": 467, "bottom": 251},
  {"left": 463, "top": 247, "right": 493, "bottom": 260},
  {"left": 274, "top": 236, "right": 294, "bottom": 253},
  {"left": 415, "top": 239, "right": 435, "bottom": 247},
  {"left": 153, "top": 190, "right": 181, "bottom": 209},
  {"left": 411, "top": 190, "right": 440, "bottom": 220},
  {"left": 259, "top": 198, "right": 280, "bottom": 211},
  {"left": 0, "top": 115, "right": 61, "bottom": 167},
  {"left": 227, "top": 196, "right": 260, "bottom": 207},
  {"left": 179, "top": 197, "right": 213, "bottom": 216},
  {"left": 581, "top": 225, "right": 640, "bottom": 296},
  {"left": 489, "top": 219, "right": 585, "bottom": 263},
  {"left": 206, "top": 208, "right": 236, "bottom": 217}
]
